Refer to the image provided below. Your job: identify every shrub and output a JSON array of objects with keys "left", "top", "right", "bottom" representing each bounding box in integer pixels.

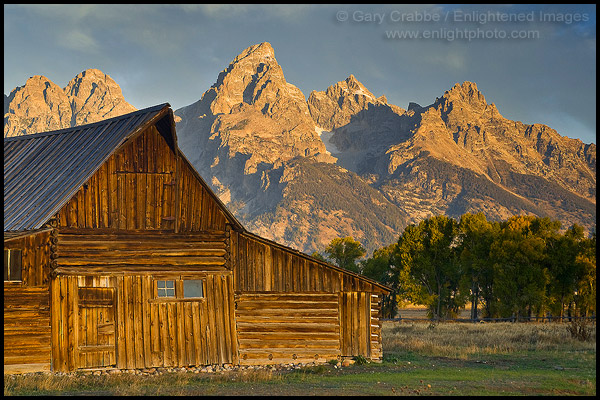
[
  {"left": 353, "top": 355, "right": 370, "bottom": 365},
  {"left": 566, "top": 318, "right": 593, "bottom": 342}
]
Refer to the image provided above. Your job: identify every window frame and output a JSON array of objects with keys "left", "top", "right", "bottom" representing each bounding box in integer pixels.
[
  {"left": 4, "top": 248, "right": 23, "bottom": 283},
  {"left": 156, "top": 279, "right": 176, "bottom": 298},
  {"left": 151, "top": 275, "right": 206, "bottom": 302}
]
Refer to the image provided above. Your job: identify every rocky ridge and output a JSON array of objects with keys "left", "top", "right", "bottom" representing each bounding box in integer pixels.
[
  {"left": 4, "top": 43, "right": 596, "bottom": 255},
  {"left": 4, "top": 69, "right": 136, "bottom": 137}
]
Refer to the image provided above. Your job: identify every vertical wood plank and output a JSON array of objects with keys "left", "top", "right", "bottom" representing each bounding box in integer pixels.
[
  {"left": 50, "top": 278, "right": 61, "bottom": 371},
  {"left": 199, "top": 301, "right": 208, "bottom": 364},
  {"left": 214, "top": 275, "right": 225, "bottom": 363},
  {"left": 159, "top": 303, "right": 169, "bottom": 367},
  {"left": 191, "top": 302, "right": 201, "bottom": 366},
  {"left": 176, "top": 301, "right": 185, "bottom": 366},
  {"left": 116, "top": 276, "right": 126, "bottom": 369},
  {"left": 206, "top": 275, "right": 217, "bottom": 363},
  {"left": 126, "top": 172, "right": 135, "bottom": 230},
  {"left": 142, "top": 277, "right": 152, "bottom": 367},
  {"left": 134, "top": 277, "right": 144, "bottom": 368},
  {"left": 124, "top": 276, "right": 135, "bottom": 369},
  {"left": 108, "top": 154, "right": 117, "bottom": 228},
  {"left": 117, "top": 152, "right": 126, "bottom": 230}
]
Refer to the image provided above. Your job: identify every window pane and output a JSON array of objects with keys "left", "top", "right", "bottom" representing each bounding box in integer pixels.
[
  {"left": 183, "top": 280, "right": 204, "bottom": 298},
  {"left": 157, "top": 280, "right": 175, "bottom": 297},
  {"left": 11, "top": 251, "right": 22, "bottom": 281}
]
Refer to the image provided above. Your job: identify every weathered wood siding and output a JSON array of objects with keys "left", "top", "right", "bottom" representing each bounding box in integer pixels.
[
  {"left": 4, "top": 230, "right": 52, "bottom": 373},
  {"left": 57, "top": 125, "right": 177, "bottom": 231},
  {"left": 4, "top": 230, "right": 52, "bottom": 287},
  {"left": 4, "top": 286, "right": 52, "bottom": 373},
  {"left": 54, "top": 230, "right": 228, "bottom": 274},
  {"left": 51, "top": 272, "right": 237, "bottom": 372},
  {"left": 236, "top": 293, "right": 341, "bottom": 365},
  {"left": 177, "top": 156, "right": 228, "bottom": 232},
  {"left": 230, "top": 231, "right": 386, "bottom": 362},
  {"left": 339, "top": 292, "right": 371, "bottom": 358},
  {"left": 231, "top": 232, "right": 383, "bottom": 294},
  {"left": 56, "top": 125, "right": 228, "bottom": 233}
]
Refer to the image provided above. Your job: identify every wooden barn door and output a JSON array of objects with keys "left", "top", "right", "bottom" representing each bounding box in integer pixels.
[
  {"left": 77, "top": 287, "right": 117, "bottom": 368},
  {"left": 339, "top": 292, "right": 371, "bottom": 358}
]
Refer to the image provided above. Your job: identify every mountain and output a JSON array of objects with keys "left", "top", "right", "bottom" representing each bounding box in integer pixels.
[
  {"left": 4, "top": 69, "right": 136, "bottom": 137},
  {"left": 174, "top": 42, "right": 408, "bottom": 253},
  {"left": 4, "top": 43, "right": 596, "bottom": 255}
]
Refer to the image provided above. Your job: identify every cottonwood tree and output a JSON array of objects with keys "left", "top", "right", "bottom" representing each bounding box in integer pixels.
[
  {"left": 456, "top": 213, "right": 498, "bottom": 320},
  {"left": 393, "top": 215, "right": 466, "bottom": 319},
  {"left": 323, "top": 236, "right": 366, "bottom": 273}
]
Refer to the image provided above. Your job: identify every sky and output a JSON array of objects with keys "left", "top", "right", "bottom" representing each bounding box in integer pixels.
[{"left": 3, "top": 4, "right": 596, "bottom": 144}]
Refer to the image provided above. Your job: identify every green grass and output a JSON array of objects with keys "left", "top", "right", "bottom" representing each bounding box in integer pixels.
[{"left": 4, "top": 321, "right": 596, "bottom": 396}]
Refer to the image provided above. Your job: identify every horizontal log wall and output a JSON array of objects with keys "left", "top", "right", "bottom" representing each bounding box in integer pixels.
[
  {"left": 235, "top": 293, "right": 341, "bottom": 365},
  {"left": 55, "top": 230, "right": 228, "bottom": 274},
  {"left": 51, "top": 272, "right": 237, "bottom": 372},
  {"left": 4, "top": 230, "right": 52, "bottom": 373},
  {"left": 4, "top": 286, "right": 52, "bottom": 372}
]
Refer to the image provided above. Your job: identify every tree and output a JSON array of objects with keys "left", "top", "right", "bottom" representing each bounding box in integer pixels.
[
  {"left": 361, "top": 243, "right": 398, "bottom": 317},
  {"left": 575, "top": 231, "right": 596, "bottom": 317},
  {"left": 311, "top": 251, "right": 326, "bottom": 262},
  {"left": 323, "top": 236, "right": 366, "bottom": 273},
  {"left": 393, "top": 216, "right": 466, "bottom": 319},
  {"left": 490, "top": 216, "right": 557, "bottom": 320},
  {"left": 456, "top": 213, "right": 497, "bottom": 320},
  {"left": 545, "top": 224, "right": 585, "bottom": 319}
]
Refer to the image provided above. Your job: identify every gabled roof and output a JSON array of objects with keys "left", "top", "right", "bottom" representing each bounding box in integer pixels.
[
  {"left": 4, "top": 103, "right": 173, "bottom": 231},
  {"left": 3, "top": 103, "right": 389, "bottom": 293}
]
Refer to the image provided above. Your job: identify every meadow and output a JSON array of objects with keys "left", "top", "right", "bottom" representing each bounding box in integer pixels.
[{"left": 4, "top": 318, "right": 596, "bottom": 396}]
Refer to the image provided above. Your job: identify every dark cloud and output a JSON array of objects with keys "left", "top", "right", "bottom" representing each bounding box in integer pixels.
[{"left": 4, "top": 4, "right": 595, "bottom": 143}]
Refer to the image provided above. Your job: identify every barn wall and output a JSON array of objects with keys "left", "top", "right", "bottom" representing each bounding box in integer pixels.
[
  {"left": 236, "top": 293, "right": 341, "bottom": 365},
  {"left": 57, "top": 125, "right": 177, "bottom": 231},
  {"left": 4, "top": 231, "right": 52, "bottom": 373},
  {"left": 177, "top": 156, "right": 228, "bottom": 232},
  {"left": 54, "top": 230, "right": 229, "bottom": 274},
  {"left": 230, "top": 231, "right": 386, "bottom": 362},
  {"left": 56, "top": 125, "right": 228, "bottom": 233},
  {"left": 231, "top": 231, "right": 382, "bottom": 294},
  {"left": 51, "top": 272, "right": 237, "bottom": 372}
]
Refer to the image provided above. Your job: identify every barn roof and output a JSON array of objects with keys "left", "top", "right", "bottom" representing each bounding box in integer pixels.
[{"left": 5, "top": 103, "right": 176, "bottom": 232}]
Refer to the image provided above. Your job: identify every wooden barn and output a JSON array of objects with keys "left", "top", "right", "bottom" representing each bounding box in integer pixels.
[{"left": 4, "top": 103, "right": 390, "bottom": 374}]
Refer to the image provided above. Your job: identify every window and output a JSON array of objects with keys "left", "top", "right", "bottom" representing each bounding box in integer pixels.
[
  {"left": 4, "top": 249, "right": 22, "bottom": 282},
  {"left": 183, "top": 280, "right": 204, "bottom": 298},
  {"left": 154, "top": 278, "right": 205, "bottom": 300},
  {"left": 156, "top": 280, "right": 175, "bottom": 297}
]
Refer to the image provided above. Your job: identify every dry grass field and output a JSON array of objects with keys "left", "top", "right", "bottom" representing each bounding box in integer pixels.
[{"left": 4, "top": 318, "right": 596, "bottom": 396}]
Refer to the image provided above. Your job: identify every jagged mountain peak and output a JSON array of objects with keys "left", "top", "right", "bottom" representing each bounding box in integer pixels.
[
  {"left": 438, "top": 81, "right": 488, "bottom": 109},
  {"left": 175, "top": 42, "right": 335, "bottom": 176},
  {"left": 3, "top": 69, "right": 136, "bottom": 137},
  {"left": 233, "top": 42, "right": 276, "bottom": 63},
  {"left": 64, "top": 68, "right": 135, "bottom": 126},
  {"left": 308, "top": 75, "right": 400, "bottom": 132},
  {"left": 325, "top": 75, "right": 378, "bottom": 101}
]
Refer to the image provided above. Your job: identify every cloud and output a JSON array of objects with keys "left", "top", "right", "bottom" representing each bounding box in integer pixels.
[
  {"left": 61, "top": 30, "right": 99, "bottom": 53},
  {"left": 174, "top": 4, "right": 315, "bottom": 20}
]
